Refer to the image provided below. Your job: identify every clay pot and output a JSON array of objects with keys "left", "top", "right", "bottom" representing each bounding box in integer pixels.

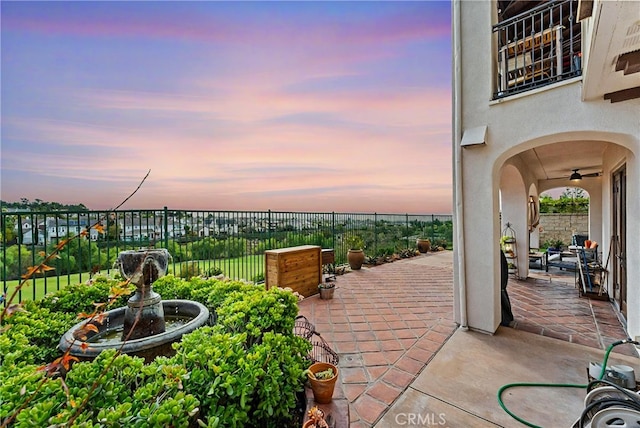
[
  {"left": 307, "top": 362, "right": 339, "bottom": 404},
  {"left": 347, "top": 249, "right": 365, "bottom": 270},
  {"left": 416, "top": 238, "right": 431, "bottom": 253},
  {"left": 318, "top": 285, "right": 335, "bottom": 300}
]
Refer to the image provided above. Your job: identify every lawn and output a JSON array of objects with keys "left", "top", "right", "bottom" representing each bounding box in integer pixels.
[{"left": 3, "top": 255, "right": 266, "bottom": 302}]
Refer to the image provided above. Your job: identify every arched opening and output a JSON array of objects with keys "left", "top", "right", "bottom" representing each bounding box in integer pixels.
[{"left": 487, "top": 137, "right": 636, "bottom": 337}]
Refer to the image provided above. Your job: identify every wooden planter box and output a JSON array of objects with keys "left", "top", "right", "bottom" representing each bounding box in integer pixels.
[{"left": 265, "top": 245, "right": 322, "bottom": 297}]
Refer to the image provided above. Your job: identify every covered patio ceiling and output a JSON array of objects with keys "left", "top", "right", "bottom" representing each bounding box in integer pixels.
[{"left": 516, "top": 140, "right": 609, "bottom": 182}]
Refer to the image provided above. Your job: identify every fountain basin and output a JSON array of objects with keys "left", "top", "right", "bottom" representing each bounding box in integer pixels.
[{"left": 59, "top": 300, "right": 210, "bottom": 362}]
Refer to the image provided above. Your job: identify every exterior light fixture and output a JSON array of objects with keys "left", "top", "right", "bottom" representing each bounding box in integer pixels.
[{"left": 569, "top": 169, "right": 582, "bottom": 182}]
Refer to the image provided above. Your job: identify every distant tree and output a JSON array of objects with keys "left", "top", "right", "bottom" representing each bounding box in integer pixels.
[
  {"left": 560, "top": 188, "right": 584, "bottom": 199},
  {"left": 540, "top": 188, "right": 589, "bottom": 213},
  {"left": 1, "top": 245, "right": 36, "bottom": 280},
  {"left": 1, "top": 215, "right": 16, "bottom": 244},
  {"left": 0, "top": 199, "right": 87, "bottom": 212}
]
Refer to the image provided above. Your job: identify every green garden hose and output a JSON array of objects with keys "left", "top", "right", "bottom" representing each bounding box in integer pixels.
[{"left": 497, "top": 338, "right": 636, "bottom": 428}]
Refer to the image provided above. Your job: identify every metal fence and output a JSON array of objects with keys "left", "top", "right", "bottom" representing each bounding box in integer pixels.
[{"left": 1, "top": 208, "right": 452, "bottom": 302}]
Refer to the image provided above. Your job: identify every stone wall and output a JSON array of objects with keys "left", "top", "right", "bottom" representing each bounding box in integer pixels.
[{"left": 539, "top": 213, "right": 588, "bottom": 247}]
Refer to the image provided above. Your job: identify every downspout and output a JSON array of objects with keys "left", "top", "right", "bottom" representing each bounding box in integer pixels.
[{"left": 453, "top": 0, "right": 468, "bottom": 330}]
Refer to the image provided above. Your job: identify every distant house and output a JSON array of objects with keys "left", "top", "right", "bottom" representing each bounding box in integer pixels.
[
  {"left": 119, "top": 218, "right": 160, "bottom": 242},
  {"left": 14, "top": 218, "right": 35, "bottom": 245},
  {"left": 199, "top": 218, "right": 239, "bottom": 237},
  {"left": 43, "top": 217, "right": 101, "bottom": 243}
]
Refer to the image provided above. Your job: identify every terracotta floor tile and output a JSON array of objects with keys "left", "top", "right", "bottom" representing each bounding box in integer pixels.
[
  {"left": 388, "top": 320, "right": 409, "bottom": 329},
  {"left": 331, "top": 323, "right": 351, "bottom": 334},
  {"left": 358, "top": 340, "right": 381, "bottom": 352},
  {"left": 382, "top": 367, "right": 416, "bottom": 389},
  {"left": 333, "top": 332, "right": 356, "bottom": 342},
  {"left": 406, "top": 319, "right": 429, "bottom": 329},
  {"left": 382, "top": 313, "right": 402, "bottom": 321},
  {"left": 383, "top": 349, "right": 405, "bottom": 364},
  {"left": 415, "top": 337, "right": 444, "bottom": 353},
  {"left": 343, "top": 383, "right": 367, "bottom": 402},
  {"left": 400, "top": 312, "right": 421, "bottom": 321},
  {"left": 406, "top": 347, "right": 434, "bottom": 363},
  {"left": 395, "top": 355, "right": 425, "bottom": 375},
  {"left": 424, "top": 330, "right": 449, "bottom": 342},
  {"left": 361, "top": 351, "right": 389, "bottom": 366},
  {"left": 355, "top": 331, "right": 376, "bottom": 341},
  {"left": 335, "top": 341, "right": 358, "bottom": 353},
  {"left": 410, "top": 327, "right": 429, "bottom": 338},
  {"left": 351, "top": 323, "right": 371, "bottom": 332},
  {"left": 366, "top": 382, "right": 402, "bottom": 405},
  {"left": 379, "top": 339, "right": 404, "bottom": 351},
  {"left": 400, "top": 338, "right": 417, "bottom": 349},
  {"left": 348, "top": 315, "right": 367, "bottom": 323},
  {"left": 341, "top": 366, "right": 368, "bottom": 384},
  {"left": 393, "top": 328, "right": 417, "bottom": 339},
  {"left": 374, "top": 330, "right": 396, "bottom": 341},
  {"left": 352, "top": 394, "right": 388, "bottom": 425},
  {"left": 366, "top": 365, "right": 389, "bottom": 381},
  {"left": 369, "top": 321, "right": 390, "bottom": 331}
]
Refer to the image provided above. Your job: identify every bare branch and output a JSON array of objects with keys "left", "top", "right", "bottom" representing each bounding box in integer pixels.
[{"left": 111, "top": 169, "right": 151, "bottom": 212}]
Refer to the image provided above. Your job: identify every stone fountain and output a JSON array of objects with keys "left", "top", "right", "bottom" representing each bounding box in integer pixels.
[{"left": 59, "top": 249, "right": 209, "bottom": 361}]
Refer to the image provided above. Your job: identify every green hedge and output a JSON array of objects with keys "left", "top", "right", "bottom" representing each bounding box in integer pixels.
[{"left": 0, "top": 275, "right": 311, "bottom": 427}]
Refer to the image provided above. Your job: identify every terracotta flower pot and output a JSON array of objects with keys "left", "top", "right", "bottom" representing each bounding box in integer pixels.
[
  {"left": 416, "top": 238, "right": 431, "bottom": 253},
  {"left": 347, "top": 249, "right": 365, "bottom": 270},
  {"left": 307, "top": 362, "right": 339, "bottom": 404}
]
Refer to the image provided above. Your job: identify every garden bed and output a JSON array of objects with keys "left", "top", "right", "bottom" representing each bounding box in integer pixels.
[{"left": 1, "top": 275, "right": 312, "bottom": 427}]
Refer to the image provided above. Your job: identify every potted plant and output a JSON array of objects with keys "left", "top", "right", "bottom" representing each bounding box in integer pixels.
[
  {"left": 344, "top": 235, "right": 365, "bottom": 270},
  {"left": 303, "top": 406, "right": 329, "bottom": 428},
  {"left": 318, "top": 282, "right": 335, "bottom": 300},
  {"left": 545, "top": 239, "right": 564, "bottom": 254},
  {"left": 306, "top": 362, "right": 339, "bottom": 404},
  {"left": 416, "top": 229, "right": 431, "bottom": 253},
  {"left": 500, "top": 235, "right": 516, "bottom": 256}
]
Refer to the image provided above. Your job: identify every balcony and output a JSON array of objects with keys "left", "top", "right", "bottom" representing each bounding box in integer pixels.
[{"left": 493, "top": 0, "right": 581, "bottom": 99}]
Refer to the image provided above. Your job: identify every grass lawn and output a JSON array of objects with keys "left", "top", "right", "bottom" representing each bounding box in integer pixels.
[{"left": 3, "top": 255, "right": 266, "bottom": 303}]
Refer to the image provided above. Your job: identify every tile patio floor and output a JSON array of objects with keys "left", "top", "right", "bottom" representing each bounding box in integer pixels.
[{"left": 297, "top": 251, "right": 637, "bottom": 427}]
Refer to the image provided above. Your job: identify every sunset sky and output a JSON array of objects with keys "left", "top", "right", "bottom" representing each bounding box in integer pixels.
[{"left": 1, "top": 1, "right": 452, "bottom": 214}]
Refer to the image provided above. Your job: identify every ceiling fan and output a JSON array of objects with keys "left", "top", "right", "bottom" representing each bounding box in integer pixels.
[{"left": 569, "top": 168, "right": 601, "bottom": 182}]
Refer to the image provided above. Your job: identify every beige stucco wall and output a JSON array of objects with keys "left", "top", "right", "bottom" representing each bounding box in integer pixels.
[
  {"left": 453, "top": 0, "right": 640, "bottom": 337},
  {"left": 538, "top": 213, "right": 588, "bottom": 248}
]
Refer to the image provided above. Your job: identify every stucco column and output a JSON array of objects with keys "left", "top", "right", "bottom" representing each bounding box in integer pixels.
[
  {"left": 579, "top": 180, "right": 603, "bottom": 245},
  {"left": 500, "top": 165, "right": 528, "bottom": 279},
  {"left": 457, "top": 147, "right": 501, "bottom": 334}
]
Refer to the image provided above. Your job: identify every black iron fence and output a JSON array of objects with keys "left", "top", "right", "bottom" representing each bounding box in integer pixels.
[
  {"left": 493, "top": 0, "right": 581, "bottom": 99},
  {"left": 1, "top": 208, "right": 452, "bottom": 302}
]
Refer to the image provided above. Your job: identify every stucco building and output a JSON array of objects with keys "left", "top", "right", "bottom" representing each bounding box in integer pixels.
[{"left": 452, "top": 0, "right": 639, "bottom": 337}]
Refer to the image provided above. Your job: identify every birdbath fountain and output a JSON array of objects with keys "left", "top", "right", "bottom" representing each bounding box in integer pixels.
[
  {"left": 59, "top": 249, "right": 210, "bottom": 361},
  {"left": 119, "top": 248, "right": 168, "bottom": 340}
]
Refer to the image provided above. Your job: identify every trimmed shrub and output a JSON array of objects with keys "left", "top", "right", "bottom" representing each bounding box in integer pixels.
[{"left": 1, "top": 274, "right": 309, "bottom": 427}]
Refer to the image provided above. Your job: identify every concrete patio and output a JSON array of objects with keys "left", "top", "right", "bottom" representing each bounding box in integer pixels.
[{"left": 297, "top": 251, "right": 639, "bottom": 427}]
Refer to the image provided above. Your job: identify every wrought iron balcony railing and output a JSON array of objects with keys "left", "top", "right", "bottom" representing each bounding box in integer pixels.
[{"left": 493, "top": 0, "right": 581, "bottom": 99}]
